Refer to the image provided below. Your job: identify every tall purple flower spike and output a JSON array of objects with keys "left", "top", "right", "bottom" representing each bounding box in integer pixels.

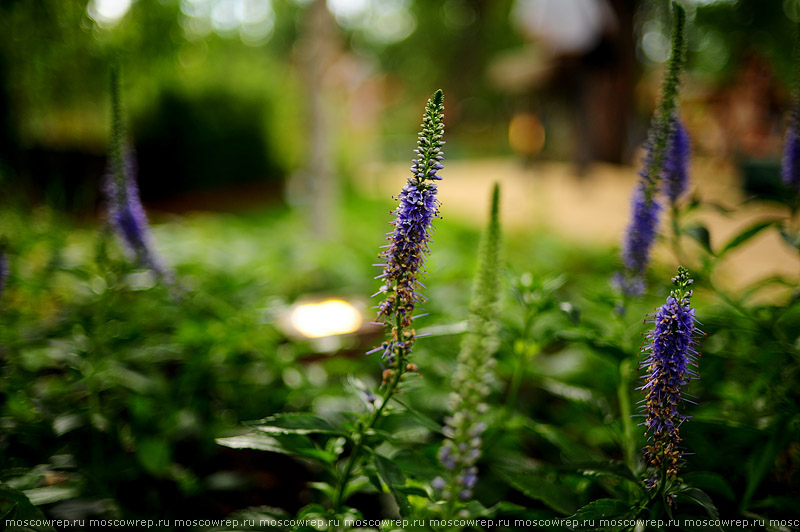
[
  {"left": 783, "top": 109, "right": 800, "bottom": 193},
  {"left": 618, "top": 182, "right": 662, "bottom": 297},
  {"left": 662, "top": 116, "right": 691, "bottom": 204},
  {"left": 105, "top": 67, "right": 169, "bottom": 279},
  {"left": 639, "top": 267, "right": 700, "bottom": 500},
  {"left": 370, "top": 90, "right": 444, "bottom": 371},
  {"left": 617, "top": 115, "right": 691, "bottom": 297},
  {"left": 616, "top": 3, "right": 686, "bottom": 298},
  {"left": 104, "top": 151, "right": 167, "bottom": 276},
  {"left": 0, "top": 246, "right": 7, "bottom": 299}
]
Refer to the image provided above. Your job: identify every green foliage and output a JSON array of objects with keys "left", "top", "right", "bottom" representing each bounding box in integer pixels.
[
  {"left": 2, "top": 175, "right": 800, "bottom": 529},
  {"left": 0, "top": 483, "right": 57, "bottom": 532}
]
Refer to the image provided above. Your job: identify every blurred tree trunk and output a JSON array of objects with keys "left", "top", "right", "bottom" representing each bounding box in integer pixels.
[
  {"left": 291, "top": 0, "right": 338, "bottom": 239},
  {"left": 581, "top": 0, "right": 637, "bottom": 166}
]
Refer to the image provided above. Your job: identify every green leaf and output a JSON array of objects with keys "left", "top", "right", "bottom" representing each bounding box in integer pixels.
[
  {"left": 524, "top": 420, "right": 594, "bottom": 461},
  {"left": 391, "top": 398, "right": 442, "bottom": 433},
  {"left": 719, "top": 220, "right": 777, "bottom": 256},
  {"left": 308, "top": 482, "right": 335, "bottom": 499},
  {"left": 567, "top": 461, "right": 639, "bottom": 484},
  {"left": 742, "top": 420, "right": 791, "bottom": 510},
  {"left": 217, "top": 433, "right": 288, "bottom": 452},
  {"left": 137, "top": 437, "right": 171, "bottom": 475},
  {"left": 494, "top": 461, "right": 578, "bottom": 516},
  {"left": 373, "top": 453, "right": 411, "bottom": 517},
  {"left": 684, "top": 224, "right": 713, "bottom": 255},
  {"left": 22, "top": 486, "right": 79, "bottom": 506},
  {"left": 456, "top": 500, "right": 494, "bottom": 519},
  {"left": 296, "top": 503, "right": 327, "bottom": 520},
  {"left": 682, "top": 472, "right": 735, "bottom": 501},
  {"left": 700, "top": 200, "right": 733, "bottom": 215},
  {"left": 216, "top": 433, "right": 336, "bottom": 464},
  {"left": 392, "top": 450, "right": 441, "bottom": 481},
  {"left": 484, "top": 501, "right": 527, "bottom": 517},
  {"left": 558, "top": 330, "right": 627, "bottom": 363},
  {"left": 568, "top": 499, "right": 631, "bottom": 529},
  {"left": 676, "top": 487, "right": 720, "bottom": 520},
  {"left": 394, "top": 485, "right": 429, "bottom": 499},
  {"left": 343, "top": 476, "right": 376, "bottom": 500},
  {"left": 0, "top": 483, "right": 57, "bottom": 532},
  {"left": 365, "top": 470, "right": 383, "bottom": 495},
  {"left": 247, "top": 413, "right": 342, "bottom": 435},
  {"left": 779, "top": 227, "right": 800, "bottom": 251},
  {"left": 373, "top": 453, "right": 405, "bottom": 487},
  {"left": 207, "top": 506, "right": 291, "bottom": 531}
]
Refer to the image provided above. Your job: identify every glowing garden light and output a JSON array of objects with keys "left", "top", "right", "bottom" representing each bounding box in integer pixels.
[{"left": 288, "top": 299, "right": 363, "bottom": 338}]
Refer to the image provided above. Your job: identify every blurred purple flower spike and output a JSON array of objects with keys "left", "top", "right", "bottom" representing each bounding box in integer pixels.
[
  {"left": 104, "top": 67, "right": 170, "bottom": 280},
  {"left": 104, "top": 150, "right": 167, "bottom": 277},
  {"left": 783, "top": 109, "right": 800, "bottom": 193},
  {"left": 619, "top": 183, "right": 661, "bottom": 297},
  {"left": 662, "top": 116, "right": 691, "bottom": 204}
]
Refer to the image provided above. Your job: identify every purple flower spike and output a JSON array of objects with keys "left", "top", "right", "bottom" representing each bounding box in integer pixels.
[
  {"left": 371, "top": 90, "right": 444, "bottom": 370},
  {"left": 782, "top": 109, "right": 800, "bottom": 193},
  {"left": 619, "top": 184, "right": 662, "bottom": 296},
  {"left": 639, "top": 267, "right": 701, "bottom": 494},
  {"left": 105, "top": 67, "right": 170, "bottom": 280},
  {"left": 104, "top": 152, "right": 166, "bottom": 276},
  {"left": 0, "top": 246, "right": 7, "bottom": 299},
  {"left": 616, "top": 0, "right": 686, "bottom": 298},
  {"left": 662, "top": 116, "right": 691, "bottom": 204}
]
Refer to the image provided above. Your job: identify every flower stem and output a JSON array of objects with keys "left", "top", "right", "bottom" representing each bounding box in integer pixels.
[
  {"left": 618, "top": 358, "right": 636, "bottom": 473},
  {"left": 333, "top": 335, "right": 407, "bottom": 512}
]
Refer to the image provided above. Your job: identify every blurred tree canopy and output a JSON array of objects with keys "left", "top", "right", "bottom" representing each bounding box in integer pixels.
[{"left": 1, "top": 0, "right": 799, "bottom": 210}]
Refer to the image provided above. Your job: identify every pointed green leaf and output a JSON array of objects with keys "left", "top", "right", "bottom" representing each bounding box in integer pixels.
[
  {"left": 494, "top": 462, "right": 578, "bottom": 515},
  {"left": 394, "top": 485, "right": 429, "bottom": 499},
  {"left": 373, "top": 453, "right": 411, "bottom": 517},
  {"left": 567, "top": 461, "right": 639, "bottom": 483},
  {"left": 392, "top": 449, "right": 441, "bottom": 481},
  {"left": 676, "top": 487, "right": 720, "bottom": 520},
  {"left": 684, "top": 224, "right": 713, "bottom": 255},
  {"left": 568, "top": 499, "right": 632, "bottom": 529},
  {"left": 682, "top": 472, "right": 735, "bottom": 501},
  {"left": 779, "top": 227, "right": 800, "bottom": 251},
  {"left": 524, "top": 420, "right": 594, "bottom": 461},
  {"left": 719, "top": 221, "right": 776, "bottom": 256},
  {"left": 216, "top": 433, "right": 336, "bottom": 464},
  {"left": 216, "top": 433, "right": 288, "bottom": 452},
  {"left": 700, "top": 200, "right": 733, "bottom": 215},
  {"left": 22, "top": 486, "right": 79, "bottom": 506},
  {"left": 0, "top": 483, "right": 57, "bottom": 532},
  {"left": 391, "top": 398, "right": 442, "bottom": 433},
  {"left": 247, "top": 413, "right": 342, "bottom": 435},
  {"left": 208, "top": 506, "right": 291, "bottom": 531},
  {"left": 308, "top": 482, "right": 335, "bottom": 499},
  {"left": 484, "top": 501, "right": 527, "bottom": 516}
]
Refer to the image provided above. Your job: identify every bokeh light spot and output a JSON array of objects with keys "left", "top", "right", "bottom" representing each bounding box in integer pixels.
[
  {"left": 87, "top": 0, "right": 133, "bottom": 27},
  {"left": 289, "top": 299, "right": 363, "bottom": 338}
]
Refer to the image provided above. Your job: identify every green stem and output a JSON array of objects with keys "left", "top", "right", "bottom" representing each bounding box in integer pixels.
[
  {"left": 332, "top": 340, "right": 406, "bottom": 513},
  {"left": 670, "top": 204, "right": 688, "bottom": 267},
  {"left": 618, "top": 358, "right": 637, "bottom": 474},
  {"left": 504, "top": 345, "right": 527, "bottom": 414},
  {"left": 505, "top": 308, "right": 536, "bottom": 414}
]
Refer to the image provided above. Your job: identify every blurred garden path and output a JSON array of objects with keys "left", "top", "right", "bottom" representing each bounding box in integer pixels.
[{"left": 366, "top": 158, "right": 798, "bottom": 293}]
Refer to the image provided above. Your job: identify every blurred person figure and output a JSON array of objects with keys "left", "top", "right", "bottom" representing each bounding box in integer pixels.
[{"left": 508, "top": 0, "right": 636, "bottom": 168}]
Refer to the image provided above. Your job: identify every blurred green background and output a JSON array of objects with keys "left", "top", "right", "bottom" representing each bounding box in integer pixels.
[{"left": 1, "top": 0, "right": 799, "bottom": 211}]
